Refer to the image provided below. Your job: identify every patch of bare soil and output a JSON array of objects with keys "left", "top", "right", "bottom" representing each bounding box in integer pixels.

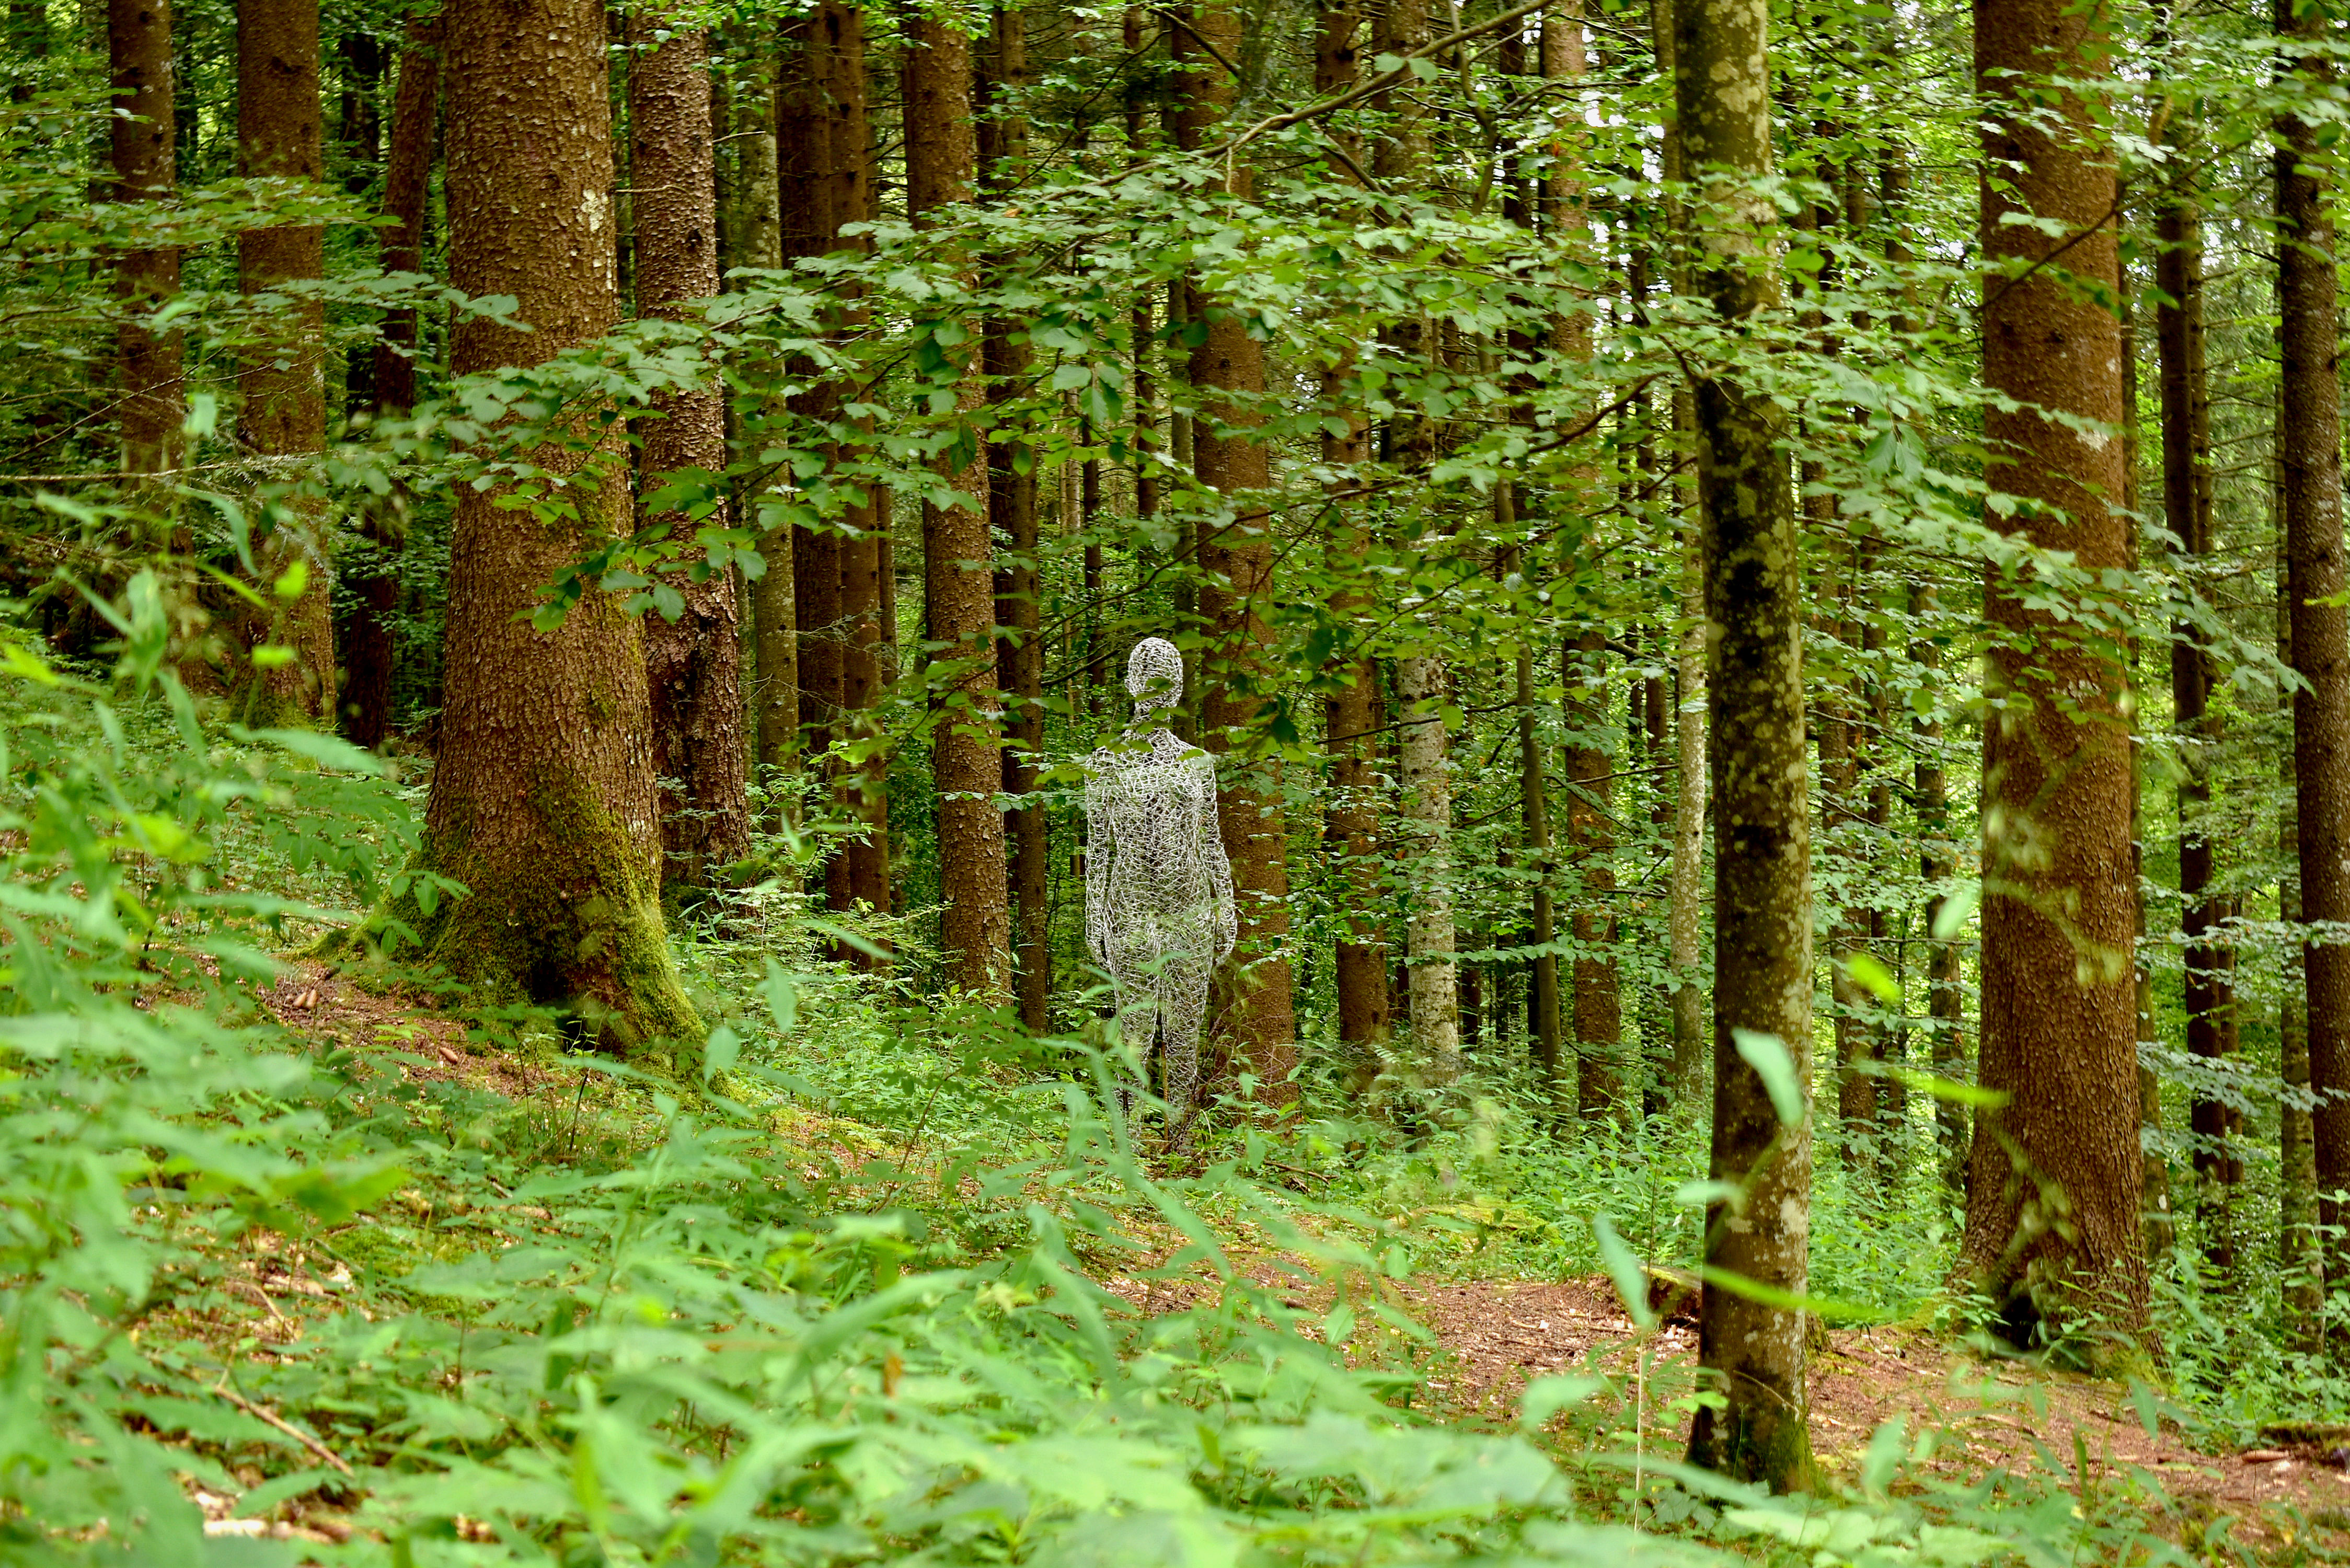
[
  {"left": 255, "top": 959, "right": 554, "bottom": 1101},
  {"left": 1405, "top": 1274, "right": 2350, "bottom": 1550}
]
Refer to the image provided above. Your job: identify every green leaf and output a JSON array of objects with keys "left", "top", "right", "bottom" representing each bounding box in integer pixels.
[
  {"left": 249, "top": 644, "right": 297, "bottom": 668},
  {"left": 273, "top": 558, "right": 309, "bottom": 600},
  {"left": 1930, "top": 881, "right": 1979, "bottom": 940},
  {"left": 1731, "top": 1029, "right": 1804, "bottom": 1126},
  {"left": 1520, "top": 1374, "right": 1606, "bottom": 1431},
  {"left": 704, "top": 1023, "right": 742, "bottom": 1081},
  {"left": 1591, "top": 1214, "right": 1656, "bottom": 1331},
  {"left": 1845, "top": 951, "right": 1901, "bottom": 1004}
]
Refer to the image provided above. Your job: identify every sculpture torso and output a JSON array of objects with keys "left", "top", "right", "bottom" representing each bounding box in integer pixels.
[{"left": 1088, "top": 728, "right": 1226, "bottom": 953}]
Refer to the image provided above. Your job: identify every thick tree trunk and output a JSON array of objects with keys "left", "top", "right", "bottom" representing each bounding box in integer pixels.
[
  {"left": 2276, "top": 0, "right": 2350, "bottom": 1295},
  {"left": 109, "top": 0, "right": 180, "bottom": 476},
  {"left": 906, "top": 11, "right": 1012, "bottom": 999},
  {"left": 1675, "top": 0, "right": 1815, "bottom": 1493},
  {"left": 390, "top": 0, "right": 698, "bottom": 1060},
  {"left": 1179, "top": 0, "right": 1297, "bottom": 1100},
  {"left": 339, "top": 22, "right": 437, "bottom": 752},
  {"left": 235, "top": 0, "right": 335, "bottom": 724},
  {"left": 1957, "top": 0, "right": 2148, "bottom": 1350},
  {"left": 2155, "top": 167, "right": 2237, "bottom": 1273},
  {"left": 630, "top": 19, "right": 749, "bottom": 893},
  {"left": 980, "top": 3, "right": 1047, "bottom": 1030}
]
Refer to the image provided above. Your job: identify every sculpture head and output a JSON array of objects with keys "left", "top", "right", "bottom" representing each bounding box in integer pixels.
[{"left": 1125, "top": 637, "right": 1184, "bottom": 715}]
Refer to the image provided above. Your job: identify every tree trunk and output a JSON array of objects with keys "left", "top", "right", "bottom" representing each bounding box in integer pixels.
[
  {"left": 905, "top": 9, "right": 1012, "bottom": 1000},
  {"left": 1675, "top": 0, "right": 1815, "bottom": 1493},
  {"left": 235, "top": 0, "right": 335, "bottom": 724},
  {"left": 1179, "top": 0, "right": 1297, "bottom": 1101},
  {"left": 2276, "top": 0, "right": 2350, "bottom": 1296},
  {"left": 980, "top": 2, "right": 1047, "bottom": 1030},
  {"left": 339, "top": 21, "right": 437, "bottom": 751},
  {"left": 390, "top": 0, "right": 699, "bottom": 1061},
  {"left": 1398, "top": 654, "right": 1459, "bottom": 1079},
  {"left": 1911, "top": 586, "right": 1967, "bottom": 1194},
  {"left": 821, "top": 1, "right": 889, "bottom": 927},
  {"left": 1313, "top": 0, "right": 1391, "bottom": 1068},
  {"left": 2279, "top": 537, "right": 2323, "bottom": 1346},
  {"left": 630, "top": 18, "right": 749, "bottom": 893},
  {"left": 1957, "top": 0, "right": 2148, "bottom": 1350},
  {"left": 109, "top": 0, "right": 180, "bottom": 476},
  {"left": 1650, "top": 0, "right": 1707, "bottom": 1104},
  {"left": 2155, "top": 162, "right": 2237, "bottom": 1275},
  {"left": 1565, "top": 630, "right": 1621, "bottom": 1116},
  {"left": 1538, "top": 2, "right": 1618, "bottom": 1118},
  {"left": 738, "top": 47, "right": 796, "bottom": 792}
]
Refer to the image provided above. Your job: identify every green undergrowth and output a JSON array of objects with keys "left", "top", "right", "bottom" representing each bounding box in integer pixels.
[{"left": 0, "top": 582, "right": 2256, "bottom": 1563}]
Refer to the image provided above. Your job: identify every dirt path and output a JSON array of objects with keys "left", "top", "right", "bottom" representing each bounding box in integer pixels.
[{"left": 1406, "top": 1275, "right": 2350, "bottom": 1549}]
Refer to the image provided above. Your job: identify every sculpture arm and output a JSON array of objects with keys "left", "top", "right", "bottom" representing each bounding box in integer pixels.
[
  {"left": 1201, "top": 764, "right": 1238, "bottom": 962},
  {"left": 1084, "top": 767, "right": 1113, "bottom": 964}
]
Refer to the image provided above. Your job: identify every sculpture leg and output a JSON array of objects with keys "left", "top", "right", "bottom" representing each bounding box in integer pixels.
[
  {"left": 1106, "top": 944, "right": 1161, "bottom": 1122},
  {"left": 1160, "top": 946, "right": 1213, "bottom": 1154}
]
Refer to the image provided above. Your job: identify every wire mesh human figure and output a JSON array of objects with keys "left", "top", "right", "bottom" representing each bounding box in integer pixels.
[{"left": 1084, "top": 638, "right": 1237, "bottom": 1152}]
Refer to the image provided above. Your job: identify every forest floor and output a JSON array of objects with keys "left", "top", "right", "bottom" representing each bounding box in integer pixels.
[{"left": 249, "top": 958, "right": 2350, "bottom": 1560}]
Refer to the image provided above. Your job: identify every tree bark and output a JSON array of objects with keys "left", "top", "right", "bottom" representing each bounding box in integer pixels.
[
  {"left": 1650, "top": 0, "right": 1707, "bottom": 1104},
  {"left": 980, "top": 2, "right": 1047, "bottom": 1031},
  {"left": 2280, "top": 536, "right": 2323, "bottom": 1347},
  {"left": 235, "top": 0, "right": 335, "bottom": 724},
  {"left": 2154, "top": 157, "right": 2237, "bottom": 1274},
  {"left": 822, "top": 1, "right": 889, "bottom": 926},
  {"left": 1957, "top": 0, "right": 2148, "bottom": 1350},
  {"left": 1540, "top": 2, "right": 1619, "bottom": 1118},
  {"left": 1912, "top": 586, "right": 1967, "bottom": 1194},
  {"left": 1398, "top": 654, "right": 1459, "bottom": 1079},
  {"left": 2276, "top": 0, "right": 2350, "bottom": 1296},
  {"left": 390, "top": 0, "right": 699, "bottom": 1060},
  {"left": 339, "top": 20, "right": 437, "bottom": 752},
  {"left": 1314, "top": 0, "right": 1392, "bottom": 1067},
  {"left": 109, "top": 0, "right": 181, "bottom": 476},
  {"left": 1675, "top": 0, "right": 1815, "bottom": 1493},
  {"left": 740, "top": 44, "right": 796, "bottom": 793},
  {"left": 630, "top": 18, "right": 749, "bottom": 892},
  {"left": 1179, "top": 0, "right": 1297, "bottom": 1101},
  {"left": 905, "top": 9, "right": 1012, "bottom": 1000}
]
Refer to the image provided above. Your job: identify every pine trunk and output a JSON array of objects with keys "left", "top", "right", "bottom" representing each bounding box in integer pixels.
[
  {"left": 395, "top": 0, "right": 699, "bottom": 1060},
  {"left": 109, "top": 0, "right": 180, "bottom": 476},
  {"left": 1398, "top": 654, "right": 1459, "bottom": 1079},
  {"left": 2276, "top": 0, "right": 2350, "bottom": 1294},
  {"left": 340, "top": 21, "right": 438, "bottom": 751},
  {"left": 905, "top": 11, "right": 1012, "bottom": 999},
  {"left": 1675, "top": 0, "right": 1815, "bottom": 1493},
  {"left": 1314, "top": 0, "right": 1391, "bottom": 1067},
  {"left": 1959, "top": 0, "right": 2148, "bottom": 1348},
  {"left": 824, "top": 1, "right": 889, "bottom": 925},
  {"left": 235, "top": 0, "right": 335, "bottom": 724},
  {"left": 1180, "top": 0, "right": 1297, "bottom": 1099},
  {"left": 630, "top": 18, "right": 749, "bottom": 892},
  {"left": 980, "top": 3, "right": 1047, "bottom": 1030},
  {"left": 739, "top": 46, "right": 795, "bottom": 791},
  {"left": 2280, "top": 539, "right": 2323, "bottom": 1346},
  {"left": 2155, "top": 168, "right": 2237, "bottom": 1273}
]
